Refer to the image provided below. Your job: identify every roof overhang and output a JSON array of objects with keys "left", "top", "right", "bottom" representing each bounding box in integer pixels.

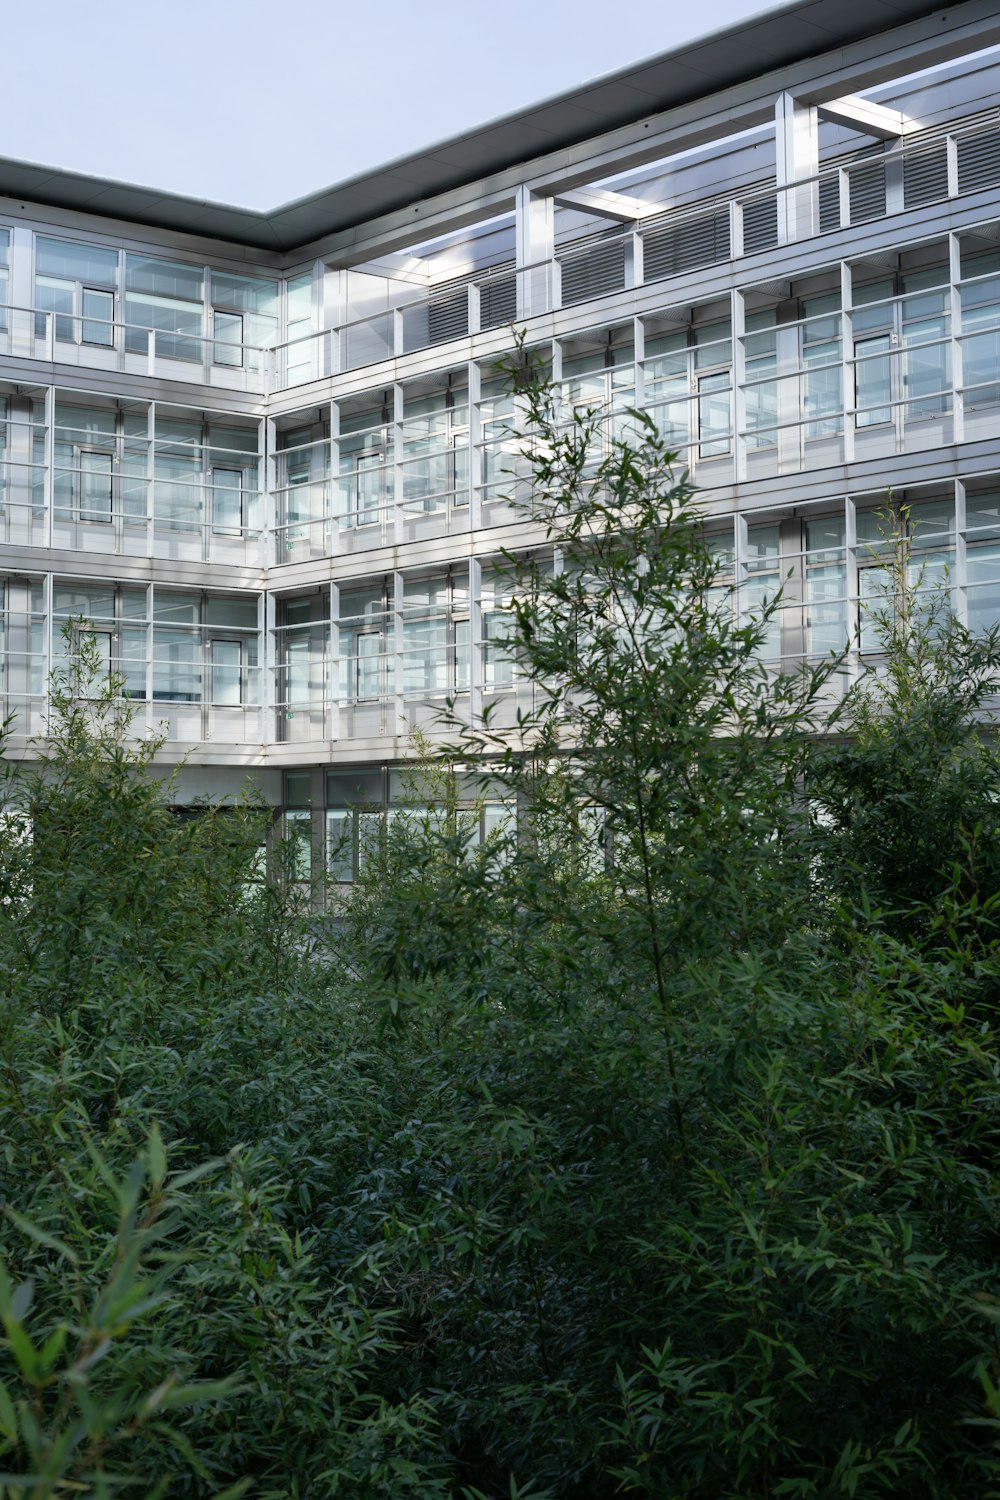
[{"left": 0, "top": 0, "right": 965, "bottom": 252}]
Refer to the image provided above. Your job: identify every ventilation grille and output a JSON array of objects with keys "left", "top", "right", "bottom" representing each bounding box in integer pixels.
[
  {"left": 849, "top": 159, "right": 887, "bottom": 224},
  {"left": 479, "top": 273, "right": 516, "bottom": 330},
  {"left": 427, "top": 289, "right": 468, "bottom": 345},
  {"left": 819, "top": 174, "right": 842, "bottom": 233},
  {"left": 741, "top": 196, "right": 778, "bottom": 255},
  {"left": 957, "top": 127, "right": 1000, "bottom": 195},
  {"left": 903, "top": 141, "right": 949, "bottom": 207},
  {"left": 642, "top": 208, "right": 730, "bottom": 283},
  {"left": 558, "top": 232, "right": 627, "bottom": 306},
  {"left": 425, "top": 262, "right": 516, "bottom": 345}
]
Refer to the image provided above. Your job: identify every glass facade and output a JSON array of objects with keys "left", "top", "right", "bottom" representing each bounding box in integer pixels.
[{"left": 2, "top": 8, "right": 1000, "bottom": 881}]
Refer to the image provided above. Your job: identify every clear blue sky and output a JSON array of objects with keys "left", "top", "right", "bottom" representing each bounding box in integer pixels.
[{"left": 2, "top": 0, "right": 781, "bottom": 207}]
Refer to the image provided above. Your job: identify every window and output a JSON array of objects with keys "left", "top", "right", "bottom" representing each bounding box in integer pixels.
[
  {"left": 210, "top": 639, "right": 243, "bottom": 705},
  {"left": 645, "top": 317, "right": 732, "bottom": 461},
  {"left": 339, "top": 404, "right": 391, "bottom": 532},
  {"left": 210, "top": 270, "right": 278, "bottom": 365},
  {"left": 125, "top": 255, "right": 203, "bottom": 361},
  {"left": 960, "top": 251, "right": 1000, "bottom": 409},
  {"left": 355, "top": 631, "right": 382, "bottom": 701},
  {"left": 401, "top": 572, "right": 469, "bottom": 700},
  {"left": 805, "top": 515, "right": 847, "bottom": 656},
  {"left": 801, "top": 295, "right": 843, "bottom": 439},
  {"left": 356, "top": 452, "right": 383, "bottom": 526},
  {"left": 52, "top": 585, "right": 147, "bottom": 700},
  {"left": 326, "top": 809, "right": 354, "bottom": 882},
  {"left": 276, "top": 425, "right": 327, "bottom": 550},
  {"left": 0, "top": 229, "right": 10, "bottom": 335},
  {"left": 698, "top": 371, "right": 731, "bottom": 458},
  {"left": 81, "top": 288, "right": 114, "bottom": 346},
  {"left": 285, "top": 809, "right": 313, "bottom": 882},
  {"left": 482, "top": 570, "right": 516, "bottom": 691},
  {"left": 153, "top": 591, "right": 202, "bottom": 702},
  {"left": 745, "top": 525, "right": 782, "bottom": 661},
  {"left": 212, "top": 468, "right": 243, "bottom": 535},
  {"left": 966, "top": 488, "right": 1000, "bottom": 634},
  {"left": 79, "top": 450, "right": 113, "bottom": 522},
  {"left": 856, "top": 498, "right": 954, "bottom": 651},
  {"left": 285, "top": 272, "right": 316, "bottom": 385},
  {"left": 560, "top": 346, "right": 636, "bottom": 461},
  {"left": 35, "top": 236, "right": 119, "bottom": 346},
  {"left": 213, "top": 310, "right": 243, "bottom": 367},
  {"left": 852, "top": 271, "right": 950, "bottom": 429},
  {"left": 744, "top": 312, "right": 777, "bottom": 450}
]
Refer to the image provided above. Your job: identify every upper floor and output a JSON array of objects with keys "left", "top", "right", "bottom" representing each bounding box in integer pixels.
[{"left": 3, "top": 0, "right": 1000, "bottom": 402}]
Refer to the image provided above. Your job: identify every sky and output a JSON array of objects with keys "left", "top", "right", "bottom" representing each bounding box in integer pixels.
[{"left": 1, "top": 0, "right": 780, "bottom": 208}]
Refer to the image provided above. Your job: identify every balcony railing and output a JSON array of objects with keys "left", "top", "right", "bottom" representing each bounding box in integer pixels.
[
  {"left": 267, "top": 116, "right": 1000, "bottom": 388},
  {"left": 0, "top": 305, "right": 268, "bottom": 394}
]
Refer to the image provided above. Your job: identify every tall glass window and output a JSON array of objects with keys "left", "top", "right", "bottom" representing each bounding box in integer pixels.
[
  {"left": 277, "top": 423, "right": 329, "bottom": 554},
  {"left": 53, "top": 404, "right": 147, "bottom": 526},
  {"left": 125, "top": 255, "right": 203, "bottom": 360},
  {"left": 960, "top": 250, "right": 1000, "bottom": 409},
  {"left": 153, "top": 591, "right": 201, "bottom": 701},
  {"left": 339, "top": 404, "right": 391, "bottom": 531},
  {"left": 801, "top": 294, "right": 842, "bottom": 438},
  {"left": 340, "top": 586, "right": 389, "bottom": 705},
  {"left": 966, "top": 487, "right": 1000, "bottom": 634},
  {"left": 0, "top": 229, "right": 10, "bottom": 334},
  {"left": 744, "top": 525, "right": 782, "bottom": 661},
  {"left": 852, "top": 269, "right": 950, "bottom": 428},
  {"left": 35, "top": 237, "right": 118, "bottom": 345},
  {"left": 285, "top": 272, "right": 316, "bottom": 386},
  {"left": 853, "top": 280, "right": 894, "bottom": 427},
  {"left": 744, "top": 311, "right": 777, "bottom": 450},
  {"left": 210, "top": 270, "right": 278, "bottom": 368},
  {"left": 805, "top": 515, "right": 847, "bottom": 656},
  {"left": 645, "top": 317, "right": 732, "bottom": 462},
  {"left": 401, "top": 572, "right": 468, "bottom": 699},
  {"left": 400, "top": 383, "right": 470, "bottom": 515},
  {"left": 52, "top": 584, "right": 147, "bottom": 698},
  {"left": 152, "top": 416, "right": 258, "bottom": 537}
]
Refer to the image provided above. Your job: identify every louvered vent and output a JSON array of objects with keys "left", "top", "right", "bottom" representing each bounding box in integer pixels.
[
  {"left": 741, "top": 195, "right": 778, "bottom": 255},
  {"left": 903, "top": 142, "right": 949, "bottom": 208},
  {"left": 479, "top": 273, "right": 516, "bottom": 330},
  {"left": 642, "top": 209, "right": 730, "bottom": 283},
  {"left": 425, "top": 265, "right": 516, "bottom": 343},
  {"left": 818, "top": 174, "right": 842, "bottom": 233},
  {"left": 427, "top": 287, "right": 469, "bottom": 345},
  {"left": 957, "top": 128, "right": 1000, "bottom": 194},
  {"left": 558, "top": 232, "right": 627, "bottom": 307},
  {"left": 848, "top": 160, "right": 887, "bottom": 224}
]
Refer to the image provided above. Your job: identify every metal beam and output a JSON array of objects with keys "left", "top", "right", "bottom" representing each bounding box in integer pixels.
[
  {"left": 818, "top": 95, "right": 913, "bottom": 140},
  {"left": 551, "top": 186, "right": 647, "bottom": 222},
  {"left": 354, "top": 252, "right": 431, "bottom": 286}
]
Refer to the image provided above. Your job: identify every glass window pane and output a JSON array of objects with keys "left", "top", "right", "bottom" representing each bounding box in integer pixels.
[
  {"left": 80, "top": 451, "right": 112, "bottom": 521},
  {"left": 356, "top": 453, "right": 383, "bottom": 525},
  {"left": 212, "top": 468, "right": 243, "bottom": 534},
  {"left": 125, "top": 255, "right": 203, "bottom": 300},
  {"left": 698, "top": 371, "right": 730, "bottom": 457},
  {"left": 152, "top": 629, "right": 201, "bottom": 701},
  {"left": 81, "top": 288, "right": 114, "bottom": 346},
  {"left": 211, "top": 639, "right": 242, "bottom": 705},
  {"left": 213, "top": 310, "right": 243, "bottom": 367},
  {"left": 855, "top": 335, "right": 892, "bottom": 426},
  {"left": 327, "top": 809, "right": 354, "bottom": 882},
  {"left": 36, "top": 276, "right": 76, "bottom": 342},
  {"left": 356, "top": 631, "right": 382, "bottom": 700},
  {"left": 37, "top": 236, "right": 118, "bottom": 286}
]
